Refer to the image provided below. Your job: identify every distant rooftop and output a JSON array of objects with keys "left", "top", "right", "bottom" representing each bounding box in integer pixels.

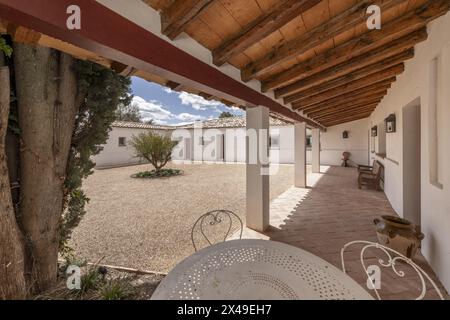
[
  {"left": 112, "top": 116, "right": 291, "bottom": 130},
  {"left": 111, "top": 121, "right": 174, "bottom": 130},
  {"left": 179, "top": 116, "right": 291, "bottom": 129}
]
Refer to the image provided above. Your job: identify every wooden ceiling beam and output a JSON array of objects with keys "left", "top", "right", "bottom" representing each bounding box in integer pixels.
[
  {"left": 165, "top": 80, "right": 184, "bottom": 91},
  {"left": 6, "top": 23, "right": 41, "bottom": 44},
  {"left": 212, "top": 0, "right": 321, "bottom": 66},
  {"left": 321, "top": 111, "right": 374, "bottom": 125},
  {"left": 161, "top": 0, "right": 215, "bottom": 40},
  {"left": 263, "top": 29, "right": 427, "bottom": 92},
  {"left": 285, "top": 64, "right": 404, "bottom": 105},
  {"left": 312, "top": 102, "right": 380, "bottom": 120},
  {"left": 293, "top": 79, "right": 395, "bottom": 111},
  {"left": 111, "top": 61, "right": 138, "bottom": 77},
  {"left": 256, "top": 0, "right": 449, "bottom": 86},
  {"left": 276, "top": 49, "right": 414, "bottom": 99},
  {"left": 316, "top": 110, "right": 377, "bottom": 126},
  {"left": 308, "top": 97, "right": 384, "bottom": 118},
  {"left": 241, "top": 0, "right": 409, "bottom": 82},
  {"left": 322, "top": 113, "right": 373, "bottom": 127},
  {"left": 300, "top": 86, "right": 390, "bottom": 113},
  {"left": 198, "top": 92, "right": 214, "bottom": 100}
]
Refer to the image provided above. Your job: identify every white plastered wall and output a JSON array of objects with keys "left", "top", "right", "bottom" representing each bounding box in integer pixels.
[
  {"left": 93, "top": 127, "right": 170, "bottom": 168},
  {"left": 368, "top": 13, "right": 450, "bottom": 291}
]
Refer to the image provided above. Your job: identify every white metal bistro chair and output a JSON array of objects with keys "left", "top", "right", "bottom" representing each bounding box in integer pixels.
[
  {"left": 341, "top": 240, "right": 445, "bottom": 300},
  {"left": 191, "top": 210, "right": 243, "bottom": 252}
]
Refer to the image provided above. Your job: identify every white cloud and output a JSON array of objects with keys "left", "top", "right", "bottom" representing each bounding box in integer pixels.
[
  {"left": 178, "top": 91, "right": 222, "bottom": 111},
  {"left": 176, "top": 113, "right": 206, "bottom": 122},
  {"left": 132, "top": 96, "right": 207, "bottom": 125},
  {"left": 132, "top": 96, "right": 174, "bottom": 122}
]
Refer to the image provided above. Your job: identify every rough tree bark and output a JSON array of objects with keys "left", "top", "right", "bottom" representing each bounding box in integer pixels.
[
  {"left": 0, "top": 57, "right": 27, "bottom": 299},
  {"left": 13, "top": 44, "right": 79, "bottom": 293}
]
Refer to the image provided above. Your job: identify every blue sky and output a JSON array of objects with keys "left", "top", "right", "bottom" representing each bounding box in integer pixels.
[{"left": 131, "top": 77, "right": 245, "bottom": 125}]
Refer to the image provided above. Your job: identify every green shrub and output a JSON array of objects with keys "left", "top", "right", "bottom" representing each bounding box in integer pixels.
[
  {"left": 130, "top": 131, "right": 178, "bottom": 172},
  {"left": 100, "top": 278, "right": 135, "bottom": 300},
  {"left": 132, "top": 168, "right": 182, "bottom": 179}
]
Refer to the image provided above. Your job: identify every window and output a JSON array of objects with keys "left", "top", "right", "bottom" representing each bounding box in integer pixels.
[
  {"left": 306, "top": 135, "right": 312, "bottom": 148},
  {"left": 269, "top": 133, "right": 280, "bottom": 149},
  {"left": 118, "top": 137, "right": 126, "bottom": 147}
]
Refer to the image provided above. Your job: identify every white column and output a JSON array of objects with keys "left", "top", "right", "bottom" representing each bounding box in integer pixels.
[
  {"left": 246, "top": 106, "right": 269, "bottom": 232},
  {"left": 312, "top": 128, "right": 321, "bottom": 173},
  {"left": 295, "top": 122, "right": 307, "bottom": 188}
]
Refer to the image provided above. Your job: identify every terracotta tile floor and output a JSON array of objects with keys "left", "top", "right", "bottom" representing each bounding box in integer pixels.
[{"left": 240, "top": 166, "right": 448, "bottom": 300}]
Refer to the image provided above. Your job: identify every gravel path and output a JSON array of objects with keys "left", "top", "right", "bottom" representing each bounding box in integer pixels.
[{"left": 70, "top": 163, "right": 294, "bottom": 273}]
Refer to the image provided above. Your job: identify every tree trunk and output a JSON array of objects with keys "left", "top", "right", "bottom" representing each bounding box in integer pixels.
[
  {"left": 13, "top": 44, "right": 79, "bottom": 293},
  {"left": 0, "top": 61, "right": 27, "bottom": 299}
]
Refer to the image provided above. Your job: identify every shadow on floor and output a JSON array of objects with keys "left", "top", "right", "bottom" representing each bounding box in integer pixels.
[{"left": 242, "top": 166, "right": 447, "bottom": 300}]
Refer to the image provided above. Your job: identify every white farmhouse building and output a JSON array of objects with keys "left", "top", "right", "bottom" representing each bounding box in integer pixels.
[{"left": 94, "top": 116, "right": 370, "bottom": 168}]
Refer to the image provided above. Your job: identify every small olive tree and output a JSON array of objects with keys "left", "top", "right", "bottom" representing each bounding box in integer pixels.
[{"left": 130, "top": 131, "right": 178, "bottom": 172}]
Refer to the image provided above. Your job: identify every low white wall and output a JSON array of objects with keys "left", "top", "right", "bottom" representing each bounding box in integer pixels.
[
  {"left": 320, "top": 118, "right": 370, "bottom": 166},
  {"left": 93, "top": 127, "right": 169, "bottom": 168},
  {"left": 368, "top": 12, "right": 450, "bottom": 291},
  {"left": 99, "top": 123, "right": 370, "bottom": 167}
]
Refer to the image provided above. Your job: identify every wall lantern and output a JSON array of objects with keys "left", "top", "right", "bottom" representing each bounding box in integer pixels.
[
  {"left": 385, "top": 114, "right": 396, "bottom": 133},
  {"left": 371, "top": 125, "right": 378, "bottom": 137},
  {"left": 342, "top": 130, "right": 349, "bottom": 139}
]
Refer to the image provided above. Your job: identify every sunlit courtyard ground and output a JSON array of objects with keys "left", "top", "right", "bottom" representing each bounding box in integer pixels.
[{"left": 70, "top": 162, "right": 295, "bottom": 273}]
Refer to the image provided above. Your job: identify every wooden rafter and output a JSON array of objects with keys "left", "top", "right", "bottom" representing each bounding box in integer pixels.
[
  {"left": 212, "top": 0, "right": 321, "bottom": 66},
  {"left": 263, "top": 28, "right": 427, "bottom": 92},
  {"left": 321, "top": 112, "right": 373, "bottom": 127},
  {"left": 161, "top": 0, "right": 215, "bottom": 40},
  {"left": 256, "top": 0, "right": 449, "bottom": 90},
  {"left": 285, "top": 64, "right": 404, "bottom": 105},
  {"left": 277, "top": 49, "right": 413, "bottom": 99},
  {"left": 241, "top": 0, "right": 409, "bottom": 82},
  {"left": 305, "top": 91, "right": 387, "bottom": 116},
  {"left": 165, "top": 80, "right": 183, "bottom": 91},
  {"left": 318, "top": 109, "right": 376, "bottom": 122},
  {"left": 111, "top": 61, "right": 138, "bottom": 77},
  {"left": 307, "top": 96, "right": 385, "bottom": 117},
  {"left": 312, "top": 102, "right": 381, "bottom": 120},
  {"left": 293, "top": 80, "right": 394, "bottom": 111}
]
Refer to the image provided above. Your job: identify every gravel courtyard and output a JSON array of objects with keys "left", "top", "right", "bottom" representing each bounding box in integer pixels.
[{"left": 70, "top": 163, "right": 294, "bottom": 273}]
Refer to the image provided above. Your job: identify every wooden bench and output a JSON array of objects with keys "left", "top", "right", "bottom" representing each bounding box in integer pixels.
[{"left": 358, "top": 160, "right": 384, "bottom": 191}]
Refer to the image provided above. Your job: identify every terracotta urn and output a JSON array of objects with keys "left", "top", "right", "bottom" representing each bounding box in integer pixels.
[{"left": 373, "top": 215, "right": 424, "bottom": 259}]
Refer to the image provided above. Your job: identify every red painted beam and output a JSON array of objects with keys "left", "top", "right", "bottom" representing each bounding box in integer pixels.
[{"left": 0, "top": 0, "right": 324, "bottom": 129}]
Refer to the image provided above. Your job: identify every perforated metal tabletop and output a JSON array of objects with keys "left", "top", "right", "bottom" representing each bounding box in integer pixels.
[{"left": 151, "top": 239, "right": 373, "bottom": 300}]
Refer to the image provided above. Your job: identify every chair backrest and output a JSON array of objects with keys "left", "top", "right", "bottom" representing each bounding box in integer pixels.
[
  {"left": 340, "top": 240, "right": 445, "bottom": 300},
  {"left": 191, "top": 210, "right": 243, "bottom": 252},
  {"left": 372, "top": 160, "right": 381, "bottom": 175}
]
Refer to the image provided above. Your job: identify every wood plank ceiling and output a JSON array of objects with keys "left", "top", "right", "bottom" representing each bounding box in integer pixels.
[{"left": 144, "top": 0, "right": 450, "bottom": 127}]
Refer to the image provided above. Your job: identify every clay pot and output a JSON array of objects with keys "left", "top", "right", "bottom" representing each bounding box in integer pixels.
[{"left": 373, "top": 215, "right": 424, "bottom": 259}]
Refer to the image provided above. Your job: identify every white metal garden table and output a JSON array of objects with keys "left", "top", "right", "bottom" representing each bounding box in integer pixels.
[{"left": 151, "top": 239, "right": 373, "bottom": 300}]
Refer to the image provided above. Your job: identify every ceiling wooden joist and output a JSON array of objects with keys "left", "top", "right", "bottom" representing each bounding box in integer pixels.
[
  {"left": 131, "top": 0, "right": 450, "bottom": 127},
  {"left": 286, "top": 64, "right": 404, "bottom": 106},
  {"left": 161, "top": 0, "right": 216, "bottom": 40},
  {"left": 212, "top": 0, "right": 321, "bottom": 66},
  {"left": 241, "top": 0, "right": 409, "bottom": 82},
  {"left": 278, "top": 49, "right": 414, "bottom": 99},
  {"left": 7, "top": 0, "right": 448, "bottom": 129}
]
